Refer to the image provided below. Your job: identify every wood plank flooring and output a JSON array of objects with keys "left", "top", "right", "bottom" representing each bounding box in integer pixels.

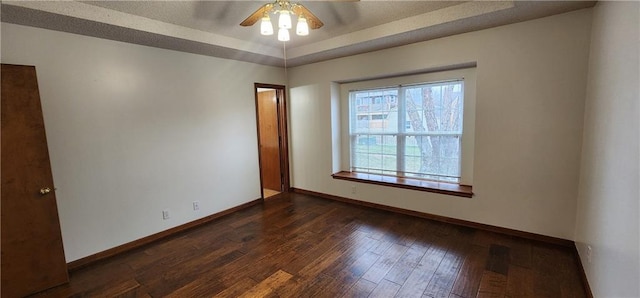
[{"left": 31, "top": 192, "right": 587, "bottom": 297}]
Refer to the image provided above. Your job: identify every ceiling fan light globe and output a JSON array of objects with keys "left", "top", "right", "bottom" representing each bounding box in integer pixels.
[
  {"left": 260, "top": 16, "right": 274, "bottom": 35},
  {"left": 296, "top": 16, "right": 309, "bottom": 36},
  {"left": 278, "top": 10, "right": 292, "bottom": 29},
  {"left": 278, "top": 28, "right": 290, "bottom": 42}
]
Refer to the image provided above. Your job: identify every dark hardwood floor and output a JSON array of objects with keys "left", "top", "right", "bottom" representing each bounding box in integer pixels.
[{"left": 32, "top": 192, "right": 587, "bottom": 297}]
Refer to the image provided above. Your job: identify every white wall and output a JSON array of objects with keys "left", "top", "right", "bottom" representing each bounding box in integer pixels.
[
  {"left": 288, "top": 9, "right": 592, "bottom": 240},
  {"left": 575, "top": 2, "right": 640, "bottom": 297},
  {"left": 1, "top": 23, "right": 286, "bottom": 261}
]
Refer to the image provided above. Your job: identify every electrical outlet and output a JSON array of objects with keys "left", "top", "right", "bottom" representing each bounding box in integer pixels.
[
  {"left": 351, "top": 186, "right": 357, "bottom": 194},
  {"left": 193, "top": 201, "right": 200, "bottom": 211},
  {"left": 162, "top": 209, "right": 170, "bottom": 220},
  {"left": 586, "top": 245, "right": 593, "bottom": 263}
]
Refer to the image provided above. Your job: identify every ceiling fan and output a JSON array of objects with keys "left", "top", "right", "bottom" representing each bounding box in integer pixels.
[{"left": 239, "top": 0, "right": 325, "bottom": 42}]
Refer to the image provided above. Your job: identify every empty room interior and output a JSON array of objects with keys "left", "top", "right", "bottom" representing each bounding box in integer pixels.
[{"left": 1, "top": 1, "right": 638, "bottom": 297}]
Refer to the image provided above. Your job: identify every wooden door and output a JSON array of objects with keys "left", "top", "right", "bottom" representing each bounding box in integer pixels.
[
  {"left": 257, "top": 89, "right": 282, "bottom": 191},
  {"left": 1, "top": 64, "right": 69, "bottom": 297}
]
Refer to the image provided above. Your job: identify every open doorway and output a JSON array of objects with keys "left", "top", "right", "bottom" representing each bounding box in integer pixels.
[{"left": 254, "top": 83, "right": 289, "bottom": 199}]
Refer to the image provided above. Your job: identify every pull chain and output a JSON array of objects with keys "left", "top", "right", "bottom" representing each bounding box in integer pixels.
[{"left": 283, "top": 42, "right": 288, "bottom": 83}]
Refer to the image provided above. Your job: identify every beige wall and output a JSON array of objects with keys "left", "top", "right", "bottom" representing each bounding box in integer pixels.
[
  {"left": 288, "top": 9, "right": 592, "bottom": 240},
  {"left": 575, "top": 2, "right": 640, "bottom": 297},
  {"left": 1, "top": 23, "right": 286, "bottom": 261}
]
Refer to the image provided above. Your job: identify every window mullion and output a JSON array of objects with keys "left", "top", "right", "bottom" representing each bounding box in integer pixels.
[
  {"left": 397, "top": 86, "right": 406, "bottom": 176},
  {"left": 350, "top": 135, "right": 357, "bottom": 172}
]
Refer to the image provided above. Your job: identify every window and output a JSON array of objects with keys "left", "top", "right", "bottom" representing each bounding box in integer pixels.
[
  {"left": 350, "top": 80, "right": 464, "bottom": 183},
  {"left": 336, "top": 68, "right": 476, "bottom": 196}
]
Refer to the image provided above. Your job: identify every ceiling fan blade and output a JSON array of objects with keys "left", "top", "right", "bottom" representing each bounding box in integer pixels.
[
  {"left": 240, "top": 3, "right": 273, "bottom": 26},
  {"left": 292, "top": 4, "right": 324, "bottom": 29}
]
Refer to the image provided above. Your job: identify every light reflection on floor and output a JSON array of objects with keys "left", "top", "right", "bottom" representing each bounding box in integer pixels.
[{"left": 263, "top": 188, "right": 280, "bottom": 198}]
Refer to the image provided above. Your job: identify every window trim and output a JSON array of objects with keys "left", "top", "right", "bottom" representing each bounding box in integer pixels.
[{"left": 338, "top": 68, "right": 476, "bottom": 195}]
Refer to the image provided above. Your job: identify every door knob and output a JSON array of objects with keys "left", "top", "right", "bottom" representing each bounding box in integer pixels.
[{"left": 40, "top": 187, "right": 52, "bottom": 195}]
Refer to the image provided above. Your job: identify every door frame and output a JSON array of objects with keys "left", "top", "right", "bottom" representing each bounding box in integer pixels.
[{"left": 254, "top": 83, "right": 290, "bottom": 198}]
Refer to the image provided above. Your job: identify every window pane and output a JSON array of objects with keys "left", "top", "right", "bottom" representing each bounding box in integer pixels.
[
  {"left": 404, "top": 81, "right": 463, "bottom": 133},
  {"left": 353, "top": 135, "right": 397, "bottom": 173},
  {"left": 404, "top": 135, "right": 461, "bottom": 182},
  {"left": 351, "top": 89, "right": 398, "bottom": 134}
]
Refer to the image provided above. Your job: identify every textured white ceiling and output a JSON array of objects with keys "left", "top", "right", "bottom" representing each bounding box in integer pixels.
[{"left": 1, "top": 1, "right": 595, "bottom": 67}]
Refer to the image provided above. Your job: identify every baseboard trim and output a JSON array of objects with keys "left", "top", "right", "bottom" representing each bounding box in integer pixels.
[
  {"left": 573, "top": 244, "right": 594, "bottom": 298},
  {"left": 66, "top": 190, "right": 593, "bottom": 297},
  {"left": 67, "top": 198, "right": 263, "bottom": 272},
  {"left": 291, "top": 188, "right": 574, "bottom": 247}
]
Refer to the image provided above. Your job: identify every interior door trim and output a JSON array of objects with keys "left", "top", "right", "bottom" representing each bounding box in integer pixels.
[{"left": 254, "top": 83, "right": 290, "bottom": 197}]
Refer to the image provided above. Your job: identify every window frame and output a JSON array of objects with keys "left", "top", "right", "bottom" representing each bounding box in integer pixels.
[
  {"left": 349, "top": 80, "right": 465, "bottom": 182},
  {"left": 337, "top": 68, "right": 476, "bottom": 196}
]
